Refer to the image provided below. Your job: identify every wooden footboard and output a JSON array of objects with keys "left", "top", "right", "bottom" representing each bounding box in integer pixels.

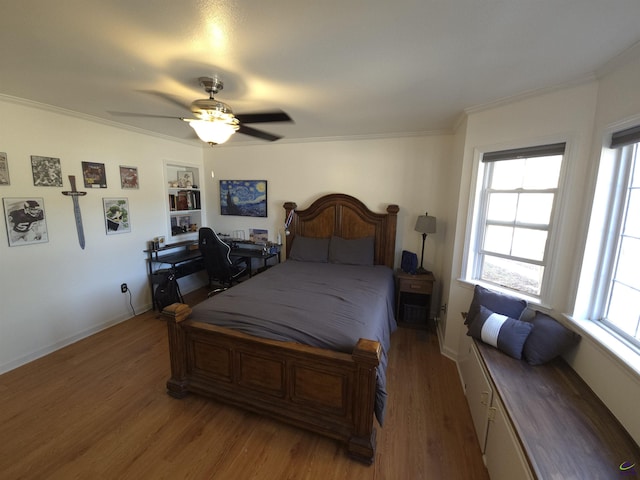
[{"left": 164, "top": 303, "right": 381, "bottom": 464}]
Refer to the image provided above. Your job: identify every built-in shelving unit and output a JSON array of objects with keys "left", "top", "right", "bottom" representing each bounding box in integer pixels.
[{"left": 164, "top": 161, "right": 204, "bottom": 241}]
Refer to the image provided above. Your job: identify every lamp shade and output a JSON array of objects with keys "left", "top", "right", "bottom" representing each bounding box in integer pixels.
[{"left": 415, "top": 214, "right": 437, "bottom": 234}]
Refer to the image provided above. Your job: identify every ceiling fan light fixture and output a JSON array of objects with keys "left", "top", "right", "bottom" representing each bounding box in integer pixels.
[{"left": 188, "top": 119, "right": 239, "bottom": 145}]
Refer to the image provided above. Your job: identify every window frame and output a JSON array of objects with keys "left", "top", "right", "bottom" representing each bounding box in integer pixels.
[
  {"left": 592, "top": 141, "right": 640, "bottom": 348},
  {"left": 573, "top": 119, "right": 640, "bottom": 359},
  {"left": 463, "top": 141, "right": 568, "bottom": 304}
]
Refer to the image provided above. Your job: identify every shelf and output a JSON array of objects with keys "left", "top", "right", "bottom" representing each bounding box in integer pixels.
[
  {"left": 165, "top": 162, "right": 204, "bottom": 239},
  {"left": 170, "top": 209, "right": 201, "bottom": 215}
]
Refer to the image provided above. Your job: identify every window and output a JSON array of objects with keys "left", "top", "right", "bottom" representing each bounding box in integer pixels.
[
  {"left": 465, "top": 143, "right": 566, "bottom": 299},
  {"left": 597, "top": 127, "right": 640, "bottom": 347}
]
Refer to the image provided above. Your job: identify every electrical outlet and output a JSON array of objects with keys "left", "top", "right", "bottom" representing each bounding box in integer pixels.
[{"left": 121, "top": 283, "right": 128, "bottom": 293}]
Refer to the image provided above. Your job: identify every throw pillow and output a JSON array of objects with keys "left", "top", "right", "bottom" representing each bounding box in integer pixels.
[
  {"left": 465, "top": 284, "right": 528, "bottom": 325},
  {"left": 522, "top": 311, "right": 581, "bottom": 365},
  {"left": 468, "top": 305, "right": 534, "bottom": 359}
]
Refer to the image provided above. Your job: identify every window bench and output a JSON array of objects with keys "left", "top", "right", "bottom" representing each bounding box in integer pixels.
[{"left": 469, "top": 337, "right": 640, "bottom": 479}]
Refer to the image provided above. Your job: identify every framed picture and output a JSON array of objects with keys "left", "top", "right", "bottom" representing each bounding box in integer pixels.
[
  {"left": 178, "top": 171, "right": 194, "bottom": 188},
  {"left": 0, "top": 152, "right": 9, "bottom": 185},
  {"left": 220, "top": 180, "right": 268, "bottom": 217},
  {"left": 250, "top": 228, "right": 268, "bottom": 244},
  {"left": 119, "top": 165, "right": 139, "bottom": 189},
  {"left": 3, "top": 197, "right": 49, "bottom": 246},
  {"left": 82, "top": 161, "right": 107, "bottom": 188},
  {"left": 103, "top": 198, "right": 131, "bottom": 234},
  {"left": 31, "top": 156, "right": 62, "bottom": 187}
]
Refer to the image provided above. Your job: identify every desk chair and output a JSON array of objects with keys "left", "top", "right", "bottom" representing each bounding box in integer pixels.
[{"left": 198, "top": 227, "right": 248, "bottom": 295}]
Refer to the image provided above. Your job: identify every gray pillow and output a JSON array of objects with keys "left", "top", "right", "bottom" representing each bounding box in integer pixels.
[
  {"left": 288, "top": 236, "right": 329, "bottom": 262},
  {"left": 468, "top": 305, "right": 533, "bottom": 359},
  {"left": 328, "top": 236, "right": 374, "bottom": 266},
  {"left": 466, "top": 284, "right": 528, "bottom": 325},
  {"left": 522, "top": 311, "right": 581, "bottom": 365}
]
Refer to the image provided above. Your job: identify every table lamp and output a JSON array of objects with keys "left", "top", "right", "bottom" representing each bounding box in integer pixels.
[{"left": 414, "top": 212, "right": 437, "bottom": 274}]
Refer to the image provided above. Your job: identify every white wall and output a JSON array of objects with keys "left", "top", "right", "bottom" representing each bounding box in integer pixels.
[
  {"left": 202, "top": 135, "right": 453, "bottom": 271},
  {"left": 0, "top": 97, "right": 203, "bottom": 373},
  {"left": 445, "top": 81, "right": 599, "bottom": 357},
  {"left": 445, "top": 46, "right": 640, "bottom": 444}
]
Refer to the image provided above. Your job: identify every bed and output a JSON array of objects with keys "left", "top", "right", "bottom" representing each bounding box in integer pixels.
[{"left": 163, "top": 193, "right": 399, "bottom": 463}]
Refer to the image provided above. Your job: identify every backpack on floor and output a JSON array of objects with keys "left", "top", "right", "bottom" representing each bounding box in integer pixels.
[{"left": 154, "top": 270, "right": 183, "bottom": 310}]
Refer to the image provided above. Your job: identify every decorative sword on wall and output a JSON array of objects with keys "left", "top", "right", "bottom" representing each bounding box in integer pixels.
[{"left": 62, "top": 175, "right": 87, "bottom": 249}]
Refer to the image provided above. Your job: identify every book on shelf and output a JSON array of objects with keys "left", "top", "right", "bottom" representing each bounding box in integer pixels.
[{"left": 169, "top": 190, "right": 201, "bottom": 211}]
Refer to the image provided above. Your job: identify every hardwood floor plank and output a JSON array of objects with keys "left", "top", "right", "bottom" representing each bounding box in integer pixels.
[{"left": 0, "top": 290, "right": 488, "bottom": 479}]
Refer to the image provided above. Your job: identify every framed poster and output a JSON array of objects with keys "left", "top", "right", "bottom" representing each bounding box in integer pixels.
[
  {"left": 103, "top": 198, "right": 131, "bottom": 234},
  {"left": 31, "top": 156, "right": 62, "bottom": 187},
  {"left": 178, "top": 171, "right": 194, "bottom": 188},
  {"left": 3, "top": 197, "right": 49, "bottom": 246},
  {"left": 119, "top": 165, "right": 139, "bottom": 189},
  {"left": 220, "top": 180, "right": 267, "bottom": 217},
  {"left": 82, "top": 161, "right": 107, "bottom": 188},
  {"left": 0, "top": 152, "right": 9, "bottom": 185}
]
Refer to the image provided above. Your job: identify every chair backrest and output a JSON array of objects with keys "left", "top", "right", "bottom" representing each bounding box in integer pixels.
[{"left": 198, "top": 227, "right": 234, "bottom": 282}]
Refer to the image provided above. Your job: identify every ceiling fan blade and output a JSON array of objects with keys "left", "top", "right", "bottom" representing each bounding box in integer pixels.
[
  {"left": 137, "top": 90, "right": 192, "bottom": 112},
  {"left": 235, "top": 110, "right": 292, "bottom": 124},
  {"left": 108, "top": 111, "right": 181, "bottom": 119},
  {"left": 237, "top": 124, "right": 282, "bottom": 142}
]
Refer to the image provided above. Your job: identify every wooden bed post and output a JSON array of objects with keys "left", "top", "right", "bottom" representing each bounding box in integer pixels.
[
  {"left": 163, "top": 303, "right": 193, "bottom": 398},
  {"left": 348, "top": 338, "right": 382, "bottom": 464}
]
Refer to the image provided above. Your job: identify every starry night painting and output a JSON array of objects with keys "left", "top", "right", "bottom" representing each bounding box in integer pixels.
[{"left": 220, "top": 180, "right": 268, "bottom": 217}]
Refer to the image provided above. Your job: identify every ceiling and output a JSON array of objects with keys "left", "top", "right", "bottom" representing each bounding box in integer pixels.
[{"left": 1, "top": 0, "right": 640, "bottom": 146}]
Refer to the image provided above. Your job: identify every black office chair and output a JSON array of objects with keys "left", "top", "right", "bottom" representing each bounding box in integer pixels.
[{"left": 198, "top": 227, "right": 248, "bottom": 295}]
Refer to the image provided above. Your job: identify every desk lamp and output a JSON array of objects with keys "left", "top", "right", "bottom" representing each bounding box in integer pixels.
[{"left": 414, "top": 212, "right": 437, "bottom": 274}]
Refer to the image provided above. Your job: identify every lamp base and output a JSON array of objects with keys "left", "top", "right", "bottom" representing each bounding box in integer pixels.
[{"left": 415, "top": 267, "right": 431, "bottom": 275}]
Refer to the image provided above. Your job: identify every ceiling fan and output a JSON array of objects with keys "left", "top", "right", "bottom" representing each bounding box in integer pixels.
[
  {"left": 182, "top": 76, "right": 292, "bottom": 145},
  {"left": 112, "top": 76, "right": 292, "bottom": 145}
]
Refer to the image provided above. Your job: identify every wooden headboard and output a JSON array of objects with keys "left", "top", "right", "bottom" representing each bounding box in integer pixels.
[{"left": 283, "top": 193, "right": 399, "bottom": 268}]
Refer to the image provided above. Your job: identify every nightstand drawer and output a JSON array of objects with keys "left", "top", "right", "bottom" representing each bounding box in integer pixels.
[{"left": 397, "top": 277, "right": 433, "bottom": 295}]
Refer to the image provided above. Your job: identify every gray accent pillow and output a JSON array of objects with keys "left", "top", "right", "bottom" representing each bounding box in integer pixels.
[
  {"left": 522, "top": 311, "right": 581, "bottom": 365},
  {"left": 288, "top": 236, "right": 329, "bottom": 262},
  {"left": 468, "top": 305, "right": 534, "bottom": 359},
  {"left": 466, "top": 284, "right": 528, "bottom": 325},
  {"left": 329, "top": 236, "right": 374, "bottom": 266}
]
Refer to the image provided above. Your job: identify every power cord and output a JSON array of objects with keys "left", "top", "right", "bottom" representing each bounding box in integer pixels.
[{"left": 126, "top": 287, "right": 137, "bottom": 316}]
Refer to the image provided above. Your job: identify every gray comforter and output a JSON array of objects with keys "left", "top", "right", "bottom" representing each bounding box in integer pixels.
[{"left": 189, "top": 260, "right": 397, "bottom": 424}]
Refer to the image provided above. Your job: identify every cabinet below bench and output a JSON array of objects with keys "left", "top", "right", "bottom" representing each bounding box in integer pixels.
[{"left": 461, "top": 337, "right": 640, "bottom": 479}]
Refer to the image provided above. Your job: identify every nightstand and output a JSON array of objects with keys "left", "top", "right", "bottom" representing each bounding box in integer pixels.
[{"left": 394, "top": 269, "right": 436, "bottom": 328}]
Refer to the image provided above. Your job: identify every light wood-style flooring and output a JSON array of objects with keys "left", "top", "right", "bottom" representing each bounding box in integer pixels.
[{"left": 0, "top": 288, "right": 489, "bottom": 479}]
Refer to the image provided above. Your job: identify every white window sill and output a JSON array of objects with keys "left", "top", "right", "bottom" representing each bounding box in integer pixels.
[{"left": 562, "top": 314, "right": 640, "bottom": 379}]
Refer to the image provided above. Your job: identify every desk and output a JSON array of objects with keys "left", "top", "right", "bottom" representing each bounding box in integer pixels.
[
  {"left": 145, "top": 241, "right": 281, "bottom": 309},
  {"left": 231, "top": 248, "right": 280, "bottom": 277},
  {"left": 145, "top": 241, "right": 203, "bottom": 310}
]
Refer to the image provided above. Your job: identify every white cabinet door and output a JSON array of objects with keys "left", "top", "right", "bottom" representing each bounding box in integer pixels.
[
  {"left": 485, "top": 393, "right": 534, "bottom": 480},
  {"left": 460, "top": 343, "right": 493, "bottom": 453}
]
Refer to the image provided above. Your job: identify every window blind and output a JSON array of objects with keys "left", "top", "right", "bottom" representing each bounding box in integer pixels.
[
  {"left": 482, "top": 142, "right": 566, "bottom": 162},
  {"left": 610, "top": 124, "right": 640, "bottom": 148}
]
